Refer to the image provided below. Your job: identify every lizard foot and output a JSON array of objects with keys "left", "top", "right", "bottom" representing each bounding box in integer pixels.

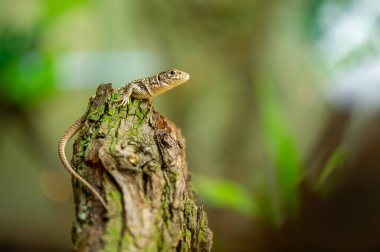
[{"left": 115, "top": 95, "right": 130, "bottom": 107}]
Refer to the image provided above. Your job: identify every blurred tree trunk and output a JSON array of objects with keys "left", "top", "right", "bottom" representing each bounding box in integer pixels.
[{"left": 70, "top": 84, "right": 212, "bottom": 251}]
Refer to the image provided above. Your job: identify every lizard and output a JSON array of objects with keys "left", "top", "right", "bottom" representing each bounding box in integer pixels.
[{"left": 58, "top": 69, "right": 190, "bottom": 210}]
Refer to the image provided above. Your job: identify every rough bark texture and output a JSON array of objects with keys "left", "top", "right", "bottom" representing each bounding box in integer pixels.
[{"left": 70, "top": 84, "right": 212, "bottom": 252}]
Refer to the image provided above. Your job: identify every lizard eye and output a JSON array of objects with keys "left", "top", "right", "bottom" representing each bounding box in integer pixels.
[{"left": 169, "top": 70, "right": 176, "bottom": 76}]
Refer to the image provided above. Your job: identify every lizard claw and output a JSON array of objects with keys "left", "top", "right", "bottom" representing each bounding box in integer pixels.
[{"left": 116, "top": 95, "right": 130, "bottom": 107}]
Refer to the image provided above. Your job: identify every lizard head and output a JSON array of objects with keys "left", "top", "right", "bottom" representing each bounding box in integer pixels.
[{"left": 153, "top": 69, "right": 190, "bottom": 95}]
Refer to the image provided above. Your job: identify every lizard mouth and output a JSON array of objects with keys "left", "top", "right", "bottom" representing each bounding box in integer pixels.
[{"left": 182, "top": 72, "right": 190, "bottom": 81}]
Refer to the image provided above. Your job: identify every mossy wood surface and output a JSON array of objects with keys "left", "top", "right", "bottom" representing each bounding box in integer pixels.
[{"left": 71, "top": 84, "right": 212, "bottom": 252}]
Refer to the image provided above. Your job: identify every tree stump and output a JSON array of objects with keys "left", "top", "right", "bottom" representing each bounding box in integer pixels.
[{"left": 70, "top": 84, "right": 212, "bottom": 251}]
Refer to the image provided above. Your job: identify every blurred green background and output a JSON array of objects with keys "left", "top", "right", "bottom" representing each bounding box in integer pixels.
[{"left": 1, "top": 0, "right": 380, "bottom": 251}]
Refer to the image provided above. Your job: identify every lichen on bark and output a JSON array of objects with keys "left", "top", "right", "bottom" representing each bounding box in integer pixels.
[{"left": 70, "top": 83, "right": 212, "bottom": 251}]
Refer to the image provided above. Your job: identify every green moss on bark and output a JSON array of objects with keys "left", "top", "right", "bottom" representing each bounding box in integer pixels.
[{"left": 70, "top": 83, "right": 212, "bottom": 251}]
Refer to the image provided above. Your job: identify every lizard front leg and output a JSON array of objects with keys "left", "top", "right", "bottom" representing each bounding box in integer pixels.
[{"left": 116, "top": 83, "right": 135, "bottom": 106}]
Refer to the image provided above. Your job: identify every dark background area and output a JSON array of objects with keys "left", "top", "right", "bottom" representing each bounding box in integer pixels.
[{"left": 1, "top": 0, "right": 380, "bottom": 251}]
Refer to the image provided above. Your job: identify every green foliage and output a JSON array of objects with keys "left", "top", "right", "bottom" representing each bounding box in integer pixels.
[
  {"left": 256, "top": 74, "right": 302, "bottom": 219},
  {"left": 194, "top": 176, "right": 256, "bottom": 215},
  {"left": 315, "top": 147, "right": 348, "bottom": 191},
  {"left": 332, "top": 41, "right": 377, "bottom": 71},
  {"left": 0, "top": 31, "right": 54, "bottom": 106},
  {"left": 0, "top": 0, "right": 87, "bottom": 107},
  {"left": 43, "top": 0, "right": 87, "bottom": 19},
  {"left": 302, "top": 0, "right": 326, "bottom": 40},
  {"left": 303, "top": 0, "right": 355, "bottom": 40}
]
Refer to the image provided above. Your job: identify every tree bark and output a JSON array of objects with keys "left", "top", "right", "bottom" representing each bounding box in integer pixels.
[{"left": 70, "top": 84, "right": 212, "bottom": 252}]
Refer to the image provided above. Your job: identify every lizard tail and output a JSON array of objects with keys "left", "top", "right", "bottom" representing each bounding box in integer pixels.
[{"left": 58, "top": 118, "right": 108, "bottom": 210}]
